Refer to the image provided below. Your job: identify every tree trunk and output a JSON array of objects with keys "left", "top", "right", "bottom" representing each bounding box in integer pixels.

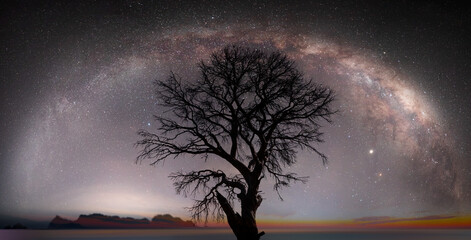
[
  {"left": 230, "top": 217, "right": 264, "bottom": 240},
  {"left": 216, "top": 191, "right": 265, "bottom": 240}
]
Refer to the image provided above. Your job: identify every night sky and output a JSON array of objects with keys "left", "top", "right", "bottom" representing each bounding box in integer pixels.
[{"left": 1, "top": 0, "right": 470, "bottom": 223}]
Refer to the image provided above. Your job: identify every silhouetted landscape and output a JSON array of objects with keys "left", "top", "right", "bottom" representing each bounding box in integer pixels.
[
  {"left": 1, "top": 213, "right": 195, "bottom": 230},
  {"left": 48, "top": 213, "right": 195, "bottom": 229}
]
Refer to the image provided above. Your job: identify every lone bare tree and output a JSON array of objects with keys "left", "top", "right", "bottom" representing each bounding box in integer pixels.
[{"left": 136, "top": 46, "right": 335, "bottom": 240}]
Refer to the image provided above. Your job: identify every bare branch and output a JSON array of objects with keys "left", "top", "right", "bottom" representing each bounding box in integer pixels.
[
  {"left": 169, "top": 169, "right": 246, "bottom": 223},
  {"left": 136, "top": 45, "right": 336, "bottom": 228}
]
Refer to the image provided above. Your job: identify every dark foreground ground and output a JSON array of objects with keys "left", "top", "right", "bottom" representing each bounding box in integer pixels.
[{"left": 1, "top": 229, "right": 470, "bottom": 240}]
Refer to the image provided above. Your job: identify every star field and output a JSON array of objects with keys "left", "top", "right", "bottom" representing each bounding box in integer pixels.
[{"left": 1, "top": 1, "right": 470, "bottom": 222}]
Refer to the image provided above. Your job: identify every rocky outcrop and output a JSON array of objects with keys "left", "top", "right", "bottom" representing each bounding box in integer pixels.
[
  {"left": 49, "top": 216, "right": 83, "bottom": 229},
  {"left": 48, "top": 213, "right": 195, "bottom": 229}
]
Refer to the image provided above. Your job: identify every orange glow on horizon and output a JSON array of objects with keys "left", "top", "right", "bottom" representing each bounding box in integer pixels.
[{"left": 202, "top": 215, "right": 471, "bottom": 230}]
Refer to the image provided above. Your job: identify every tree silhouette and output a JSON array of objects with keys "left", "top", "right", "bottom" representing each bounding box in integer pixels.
[{"left": 136, "top": 46, "right": 335, "bottom": 240}]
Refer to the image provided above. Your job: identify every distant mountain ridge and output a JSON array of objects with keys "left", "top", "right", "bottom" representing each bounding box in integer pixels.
[{"left": 48, "top": 213, "right": 195, "bottom": 229}]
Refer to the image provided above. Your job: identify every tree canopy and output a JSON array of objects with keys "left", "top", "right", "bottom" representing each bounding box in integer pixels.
[{"left": 136, "top": 45, "right": 335, "bottom": 239}]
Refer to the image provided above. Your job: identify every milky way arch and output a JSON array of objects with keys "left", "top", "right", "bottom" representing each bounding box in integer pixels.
[{"left": 8, "top": 25, "right": 467, "bottom": 219}]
